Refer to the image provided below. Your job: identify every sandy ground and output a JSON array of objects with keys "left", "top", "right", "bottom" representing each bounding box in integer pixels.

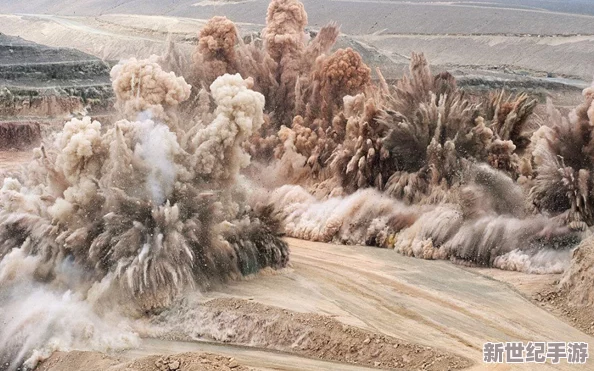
[
  {"left": 188, "top": 239, "right": 593, "bottom": 370},
  {"left": 357, "top": 33, "right": 594, "bottom": 81},
  {"left": 32, "top": 238, "right": 594, "bottom": 370},
  {"left": 38, "top": 351, "right": 251, "bottom": 371},
  {"left": 473, "top": 268, "right": 594, "bottom": 337},
  {"left": 140, "top": 297, "right": 471, "bottom": 370}
]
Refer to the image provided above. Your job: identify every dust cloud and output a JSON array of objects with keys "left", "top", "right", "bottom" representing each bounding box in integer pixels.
[{"left": 1, "top": 0, "right": 593, "bottom": 368}]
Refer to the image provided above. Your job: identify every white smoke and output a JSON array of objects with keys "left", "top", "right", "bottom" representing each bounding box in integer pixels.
[
  {"left": 189, "top": 74, "right": 265, "bottom": 184},
  {"left": 133, "top": 118, "right": 180, "bottom": 205},
  {"left": 493, "top": 248, "right": 572, "bottom": 274},
  {"left": 0, "top": 249, "right": 139, "bottom": 371}
]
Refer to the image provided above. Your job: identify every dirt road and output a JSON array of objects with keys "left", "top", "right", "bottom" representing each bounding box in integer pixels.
[{"left": 176, "top": 238, "right": 592, "bottom": 370}]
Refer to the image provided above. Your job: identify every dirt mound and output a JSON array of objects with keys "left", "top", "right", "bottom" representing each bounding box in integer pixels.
[
  {"left": 37, "top": 351, "right": 249, "bottom": 371},
  {"left": 151, "top": 298, "right": 472, "bottom": 370},
  {"left": 533, "top": 237, "right": 594, "bottom": 335},
  {"left": 535, "top": 289, "right": 594, "bottom": 337},
  {"left": 502, "top": 236, "right": 594, "bottom": 337},
  {"left": 561, "top": 237, "right": 594, "bottom": 308}
]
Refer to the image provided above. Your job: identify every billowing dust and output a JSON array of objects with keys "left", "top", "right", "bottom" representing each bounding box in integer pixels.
[
  {"left": 1, "top": 0, "right": 594, "bottom": 369},
  {"left": 0, "top": 58, "right": 288, "bottom": 370}
]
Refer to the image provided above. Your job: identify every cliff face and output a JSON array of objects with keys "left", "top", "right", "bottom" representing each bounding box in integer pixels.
[
  {"left": 0, "top": 86, "right": 113, "bottom": 118},
  {"left": 0, "top": 88, "right": 83, "bottom": 117},
  {"left": 0, "top": 33, "right": 113, "bottom": 148},
  {"left": 0, "top": 122, "right": 41, "bottom": 149}
]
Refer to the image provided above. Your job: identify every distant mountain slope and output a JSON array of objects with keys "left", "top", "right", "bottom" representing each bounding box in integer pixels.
[
  {"left": 0, "top": 33, "right": 101, "bottom": 65},
  {"left": 0, "top": 33, "right": 110, "bottom": 88},
  {"left": 0, "top": 0, "right": 593, "bottom": 35}
]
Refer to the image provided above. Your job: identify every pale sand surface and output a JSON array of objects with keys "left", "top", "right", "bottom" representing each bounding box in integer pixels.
[{"left": 36, "top": 238, "right": 594, "bottom": 370}]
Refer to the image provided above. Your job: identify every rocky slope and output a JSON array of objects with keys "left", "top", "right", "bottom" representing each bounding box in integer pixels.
[{"left": 0, "top": 33, "right": 112, "bottom": 148}]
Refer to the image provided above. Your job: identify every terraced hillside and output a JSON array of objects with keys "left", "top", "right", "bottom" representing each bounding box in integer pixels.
[{"left": 0, "top": 33, "right": 112, "bottom": 148}]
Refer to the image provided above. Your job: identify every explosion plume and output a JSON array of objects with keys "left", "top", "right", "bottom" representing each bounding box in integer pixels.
[
  {"left": 193, "top": 16, "right": 239, "bottom": 86},
  {"left": 267, "top": 52, "right": 536, "bottom": 205},
  {"left": 111, "top": 57, "right": 191, "bottom": 123},
  {"left": 0, "top": 60, "right": 288, "bottom": 369},
  {"left": 261, "top": 0, "right": 307, "bottom": 123},
  {"left": 301, "top": 47, "right": 371, "bottom": 123},
  {"left": 191, "top": 0, "right": 340, "bottom": 127},
  {"left": 268, "top": 168, "right": 578, "bottom": 274},
  {"left": 1, "top": 0, "right": 593, "bottom": 368},
  {"left": 190, "top": 2, "right": 583, "bottom": 279},
  {"left": 530, "top": 83, "right": 594, "bottom": 227}
]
